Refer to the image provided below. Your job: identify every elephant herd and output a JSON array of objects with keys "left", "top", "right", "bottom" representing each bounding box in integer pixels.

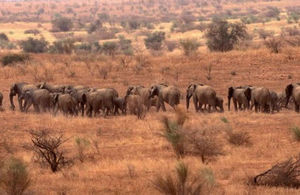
[{"left": 0, "top": 82, "right": 299, "bottom": 117}]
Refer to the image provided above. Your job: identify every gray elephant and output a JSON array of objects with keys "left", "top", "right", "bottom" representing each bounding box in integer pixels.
[
  {"left": 9, "top": 82, "right": 38, "bottom": 111},
  {"left": 52, "top": 93, "right": 78, "bottom": 116},
  {"left": 113, "top": 97, "right": 127, "bottom": 115},
  {"left": 270, "top": 91, "right": 280, "bottom": 112},
  {"left": 228, "top": 86, "right": 251, "bottom": 111},
  {"left": 68, "top": 88, "right": 90, "bottom": 116},
  {"left": 149, "top": 84, "right": 180, "bottom": 112},
  {"left": 38, "top": 82, "right": 66, "bottom": 93},
  {"left": 245, "top": 87, "right": 272, "bottom": 113},
  {"left": 126, "top": 85, "right": 156, "bottom": 111},
  {"left": 125, "top": 94, "right": 145, "bottom": 118},
  {"left": 186, "top": 84, "right": 223, "bottom": 112},
  {"left": 84, "top": 88, "right": 118, "bottom": 117},
  {"left": 285, "top": 83, "right": 300, "bottom": 112},
  {"left": 22, "top": 89, "right": 52, "bottom": 113},
  {"left": 65, "top": 85, "right": 89, "bottom": 94}
]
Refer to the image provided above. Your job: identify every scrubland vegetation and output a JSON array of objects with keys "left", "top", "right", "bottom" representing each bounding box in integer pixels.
[{"left": 0, "top": 0, "right": 300, "bottom": 194}]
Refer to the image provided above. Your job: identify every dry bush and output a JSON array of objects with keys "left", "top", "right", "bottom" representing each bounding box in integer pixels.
[
  {"left": 30, "top": 65, "right": 54, "bottom": 82},
  {"left": 227, "top": 131, "right": 251, "bottom": 146},
  {"left": 0, "top": 157, "right": 31, "bottom": 195},
  {"left": 253, "top": 155, "right": 300, "bottom": 188},
  {"left": 264, "top": 37, "right": 283, "bottom": 53},
  {"left": 30, "top": 130, "right": 70, "bottom": 172},
  {"left": 153, "top": 161, "right": 216, "bottom": 195}
]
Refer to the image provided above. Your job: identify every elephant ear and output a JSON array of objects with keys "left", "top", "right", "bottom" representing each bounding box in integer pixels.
[
  {"left": 285, "top": 84, "right": 294, "bottom": 107},
  {"left": 244, "top": 88, "right": 251, "bottom": 101},
  {"left": 126, "top": 86, "right": 134, "bottom": 96}
]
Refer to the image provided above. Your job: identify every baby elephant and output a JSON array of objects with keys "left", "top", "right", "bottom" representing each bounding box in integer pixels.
[{"left": 113, "top": 97, "right": 127, "bottom": 115}]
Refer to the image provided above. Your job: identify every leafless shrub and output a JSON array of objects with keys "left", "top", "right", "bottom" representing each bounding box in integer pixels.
[
  {"left": 187, "top": 132, "right": 224, "bottom": 164},
  {"left": 284, "top": 36, "right": 300, "bottom": 47},
  {"left": 253, "top": 155, "right": 300, "bottom": 188},
  {"left": 95, "top": 64, "right": 111, "bottom": 80},
  {"left": 257, "top": 29, "right": 274, "bottom": 40},
  {"left": 0, "top": 157, "right": 31, "bottom": 195},
  {"left": 119, "top": 55, "right": 133, "bottom": 69},
  {"left": 165, "top": 40, "right": 177, "bottom": 52},
  {"left": 264, "top": 37, "right": 283, "bottom": 53},
  {"left": 30, "top": 130, "right": 70, "bottom": 172},
  {"left": 153, "top": 161, "right": 216, "bottom": 195}
]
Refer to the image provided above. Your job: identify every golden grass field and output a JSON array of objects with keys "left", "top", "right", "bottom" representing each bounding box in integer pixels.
[
  {"left": 0, "top": 47, "right": 300, "bottom": 194},
  {"left": 0, "top": 0, "right": 300, "bottom": 194}
]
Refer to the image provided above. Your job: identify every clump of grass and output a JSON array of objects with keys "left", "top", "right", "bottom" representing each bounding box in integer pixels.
[
  {"left": 290, "top": 126, "right": 300, "bottom": 141},
  {"left": 0, "top": 157, "right": 31, "bottom": 195},
  {"left": 220, "top": 117, "right": 228, "bottom": 123},
  {"left": 227, "top": 131, "right": 251, "bottom": 146},
  {"left": 75, "top": 137, "right": 91, "bottom": 162},
  {"left": 153, "top": 161, "right": 216, "bottom": 194}
]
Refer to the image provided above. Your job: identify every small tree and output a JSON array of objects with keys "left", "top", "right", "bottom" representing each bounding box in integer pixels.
[
  {"left": 30, "top": 130, "right": 69, "bottom": 172},
  {"left": 144, "top": 31, "right": 165, "bottom": 51},
  {"left": 180, "top": 38, "right": 200, "bottom": 56},
  {"left": 52, "top": 17, "right": 73, "bottom": 32},
  {"left": 0, "top": 157, "right": 31, "bottom": 195},
  {"left": 49, "top": 39, "right": 75, "bottom": 54},
  {"left": 118, "top": 35, "right": 133, "bottom": 55},
  {"left": 264, "top": 37, "right": 282, "bottom": 53},
  {"left": 20, "top": 38, "right": 48, "bottom": 53},
  {"left": 205, "top": 18, "right": 247, "bottom": 52},
  {"left": 0, "top": 33, "right": 9, "bottom": 41}
]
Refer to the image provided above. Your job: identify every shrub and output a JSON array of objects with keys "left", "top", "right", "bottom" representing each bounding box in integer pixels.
[
  {"left": 87, "top": 20, "right": 102, "bottom": 34},
  {"left": 0, "top": 157, "right": 31, "bottom": 195},
  {"left": 118, "top": 35, "right": 133, "bottom": 55},
  {"left": 264, "top": 6, "right": 280, "bottom": 18},
  {"left": 30, "top": 130, "right": 70, "bottom": 172},
  {"left": 0, "top": 33, "right": 9, "bottom": 41},
  {"left": 24, "top": 29, "right": 40, "bottom": 35},
  {"left": 49, "top": 39, "right": 75, "bottom": 54},
  {"left": 205, "top": 18, "right": 247, "bottom": 52},
  {"left": 0, "top": 40, "right": 16, "bottom": 50},
  {"left": 144, "top": 31, "right": 165, "bottom": 51},
  {"left": 51, "top": 17, "right": 73, "bottom": 32},
  {"left": 165, "top": 40, "right": 177, "bottom": 52},
  {"left": 75, "top": 137, "right": 90, "bottom": 163},
  {"left": 1, "top": 53, "right": 29, "bottom": 66},
  {"left": 153, "top": 161, "right": 215, "bottom": 195},
  {"left": 102, "top": 41, "right": 118, "bottom": 57},
  {"left": 264, "top": 37, "right": 282, "bottom": 53},
  {"left": 227, "top": 131, "right": 251, "bottom": 146},
  {"left": 253, "top": 155, "right": 300, "bottom": 188},
  {"left": 291, "top": 126, "right": 300, "bottom": 141},
  {"left": 257, "top": 29, "right": 274, "bottom": 40},
  {"left": 20, "top": 37, "right": 48, "bottom": 53},
  {"left": 180, "top": 38, "right": 200, "bottom": 56}
]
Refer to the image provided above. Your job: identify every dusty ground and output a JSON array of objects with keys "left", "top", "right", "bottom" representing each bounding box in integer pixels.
[{"left": 0, "top": 48, "right": 300, "bottom": 194}]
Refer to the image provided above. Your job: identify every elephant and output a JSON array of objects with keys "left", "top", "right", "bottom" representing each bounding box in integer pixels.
[
  {"left": 285, "top": 83, "right": 300, "bottom": 112},
  {"left": 270, "top": 91, "right": 280, "bottom": 112},
  {"left": 113, "top": 97, "right": 127, "bottom": 115},
  {"left": 65, "top": 85, "right": 89, "bottom": 94},
  {"left": 52, "top": 93, "right": 78, "bottom": 116},
  {"left": 126, "top": 85, "right": 156, "bottom": 111},
  {"left": 125, "top": 94, "right": 145, "bottom": 117},
  {"left": 199, "top": 96, "right": 224, "bottom": 112},
  {"left": 228, "top": 86, "right": 251, "bottom": 111},
  {"left": 186, "top": 84, "right": 223, "bottom": 112},
  {"left": 68, "top": 88, "right": 90, "bottom": 116},
  {"left": 38, "top": 82, "right": 66, "bottom": 93},
  {"left": 149, "top": 84, "right": 180, "bottom": 112},
  {"left": 245, "top": 87, "right": 272, "bottom": 113},
  {"left": 84, "top": 88, "right": 118, "bottom": 117},
  {"left": 9, "top": 82, "right": 38, "bottom": 111},
  {"left": 21, "top": 89, "right": 52, "bottom": 113},
  {"left": 0, "top": 92, "right": 3, "bottom": 107}
]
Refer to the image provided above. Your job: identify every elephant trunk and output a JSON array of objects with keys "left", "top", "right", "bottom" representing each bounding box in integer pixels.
[
  {"left": 227, "top": 96, "right": 231, "bottom": 111},
  {"left": 186, "top": 94, "right": 192, "bottom": 110},
  {"left": 9, "top": 92, "right": 15, "bottom": 110}
]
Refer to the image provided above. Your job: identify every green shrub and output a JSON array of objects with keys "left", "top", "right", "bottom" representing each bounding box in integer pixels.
[
  {"left": 153, "top": 161, "right": 216, "bottom": 195},
  {"left": 1, "top": 53, "right": 29, "bottom": 66},
  {"left": 0, "top": 157, "right": 31, "bottom": 195},
  {"left": 144, "top": 31, "right": 165, "bottom": 51},
  {"left": 118, "top": 35, "right": 133, "bottom": 55},
  {"left": 0, "top": 40, "right": 16, "bottom": 50},
  {"left": 205, "top": 18, "right": 247, "bottom": 52},
  {"left": 20, "top": 37, "right": 48, "bottom": 53},
  {"left": 291, "top": 126, "right": 300, "bottom": 141},
  {"left": 102, "top": 41, "right": 118, "bottom": 57},
  {"left": 0, "top": 33, "right": 9, "bottom": 41}
]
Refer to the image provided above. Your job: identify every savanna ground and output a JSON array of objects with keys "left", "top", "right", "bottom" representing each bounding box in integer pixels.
[{"left": 0, "top": 0, "right": 300, "bottom": 194}]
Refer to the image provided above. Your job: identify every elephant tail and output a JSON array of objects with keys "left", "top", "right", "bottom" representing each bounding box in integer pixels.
[
  {"left": 186, "top": 94, "right": 191, "bottom": 110},
  {"left": 228, "top": 87, "right": 234, "bottom": 111}
]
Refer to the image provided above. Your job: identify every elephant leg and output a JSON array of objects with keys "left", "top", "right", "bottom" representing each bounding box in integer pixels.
[
  {"left": 18, "top": 96, "right": 24, "bottom": 112},
  {"left": 161, "top": 101, "right": 166, "bottom": 112},
  {"left": 238, "top": 102, "right": 242, "bottom": 110},
  {"left": 233, "top": 99, "right": 238, "bottom": 111}
]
